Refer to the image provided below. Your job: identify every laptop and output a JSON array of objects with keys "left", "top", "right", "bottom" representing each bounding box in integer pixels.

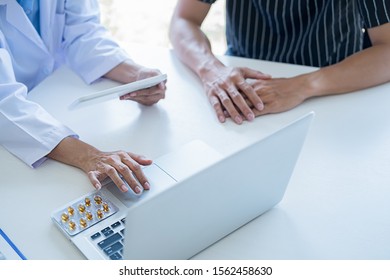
[{"left": 51, "top": 112, "right": 314, "bottom": 260}]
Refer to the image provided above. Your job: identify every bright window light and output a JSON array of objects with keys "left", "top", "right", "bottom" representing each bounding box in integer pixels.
[{"left": 99, "top": 0, "right": 227, "bottom": 55}]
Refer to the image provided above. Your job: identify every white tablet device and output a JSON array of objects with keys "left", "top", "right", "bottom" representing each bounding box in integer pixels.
[{"left": 69, "top": 74, "right": 167, "bottom": 109}]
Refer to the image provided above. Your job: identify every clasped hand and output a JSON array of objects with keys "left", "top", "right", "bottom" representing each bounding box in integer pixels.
[{"left": 203, "top": 66, "right": 308, "bottom": 122}]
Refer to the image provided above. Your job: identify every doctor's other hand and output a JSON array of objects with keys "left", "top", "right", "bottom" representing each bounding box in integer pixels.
[
  {"left": 119, "top": 67, "right": 167, "bottom": 106},
  {"left": 47, "top": 137, "right": 152, "bottom": 194},
  {"left": 120, "top": 76, "right": 167, "bottom": 106},
  {"left": 104, "top": 60, "right": 167, "bottom": 106}
]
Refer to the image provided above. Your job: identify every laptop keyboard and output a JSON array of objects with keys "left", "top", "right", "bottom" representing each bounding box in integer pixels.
[{"left": 90, "top": 217, "right": 126, "bottom": 260}]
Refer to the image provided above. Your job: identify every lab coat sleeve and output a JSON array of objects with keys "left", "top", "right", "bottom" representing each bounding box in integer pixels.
[
  {"left": 63, "top": 0, "right": 130, "bottom": 84},
  {"left": 0, "top": 48, "right": 77, "bottom": 168}
]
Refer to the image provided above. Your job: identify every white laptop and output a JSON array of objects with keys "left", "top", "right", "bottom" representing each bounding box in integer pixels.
[{"left": 51, "top": 112, "right": 314, "bottom": 260}]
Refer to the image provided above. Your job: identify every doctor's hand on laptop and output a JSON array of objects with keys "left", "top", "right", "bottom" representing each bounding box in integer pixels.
[{"left": 47, "top": 137, "right": 152, "bottom": 194}]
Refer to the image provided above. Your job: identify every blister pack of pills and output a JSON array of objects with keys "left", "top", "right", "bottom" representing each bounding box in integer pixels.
[{"left": 51, "top": 191, "right": 119, "bottom": 237}]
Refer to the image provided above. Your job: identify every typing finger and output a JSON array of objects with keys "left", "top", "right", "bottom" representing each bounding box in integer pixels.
[{"left": 122, "top": 155, "right": 151, "bottom": 191}]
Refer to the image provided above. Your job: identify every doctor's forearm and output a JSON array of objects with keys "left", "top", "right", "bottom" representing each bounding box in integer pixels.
[
  {"left": 103, "top": 60, "right": 150, "bottom": 84},
  {"left": 47, "top": 136, "right": 153, "bottom": 193},
  {"left": 47, "top": 137, "right": 99, "bottom": 172}
]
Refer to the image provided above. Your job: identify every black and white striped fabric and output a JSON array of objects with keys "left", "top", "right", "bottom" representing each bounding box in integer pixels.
[{"left": 200, "top": 0, "right": 390, "bottom": 67}]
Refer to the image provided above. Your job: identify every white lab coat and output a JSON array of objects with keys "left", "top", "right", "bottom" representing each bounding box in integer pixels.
[{"left": 0, "top": 0, "right": 129, "bottom": 167}]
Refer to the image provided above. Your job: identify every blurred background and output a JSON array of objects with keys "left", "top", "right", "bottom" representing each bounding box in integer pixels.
[{"left": 99, "top": 0, "right": 227, "bottom": 55}]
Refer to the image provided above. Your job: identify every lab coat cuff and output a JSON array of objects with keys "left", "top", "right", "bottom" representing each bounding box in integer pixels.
[{"left": 81, "top": 50, "right": 129, "bottom": 84}]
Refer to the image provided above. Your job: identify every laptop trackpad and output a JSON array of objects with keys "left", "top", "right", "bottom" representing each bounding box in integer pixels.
[
  {"left": 106, "top": 140, "right": 222, "bottom": 208},
  {"left": 106, "top": 163, "right": 177, "bottom": 208}
]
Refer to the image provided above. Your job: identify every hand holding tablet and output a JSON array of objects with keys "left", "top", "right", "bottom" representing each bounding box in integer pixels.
[{"left": 69, "top": 74, "right": 167, "bottom": 109}]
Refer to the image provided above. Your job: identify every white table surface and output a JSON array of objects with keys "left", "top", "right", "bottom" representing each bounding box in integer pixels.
[{"left": 1, "top": 45, "right": 389, "bottom": 260}]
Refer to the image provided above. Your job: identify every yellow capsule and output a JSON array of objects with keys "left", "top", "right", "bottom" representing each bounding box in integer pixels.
[
  {"left": 78, "top": 204, "right": 86, "bottom": 214},
  {"left": 96, "top": 209, "right": 103, "bottom": 219},
  {"left": 102, "top": 203, "right": 110, "bottom": 212},
  {"left": 69, "top": 221, "right": 76, "bottom": 231},
  {"left": 86, "top": 211, "right": 93, "bottom": 221},
  {"left": 67, "top": 206, "right": 75, "bottom": 216},
  {"left": 94, "top": 195, "right": 102, "bottom": 205},
  {"left": 61, "top": 213, "right": 69, "bottom": 223},
  {"left": 84, "top": 197, "right": 91, "bottom": 207},
  {"left": 79, "top": 218, "right": 87, "bottom": 228}
]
